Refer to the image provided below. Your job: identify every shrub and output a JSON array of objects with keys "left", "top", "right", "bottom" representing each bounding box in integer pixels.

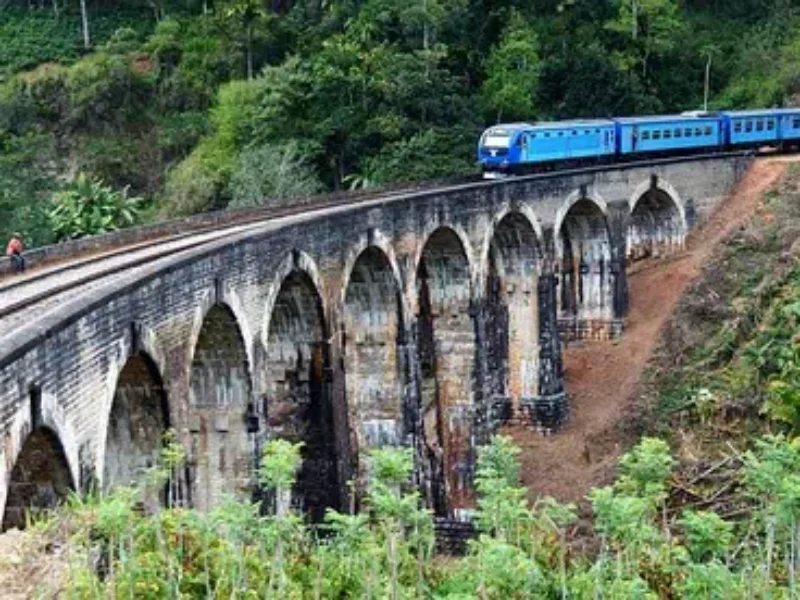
[
  {"left": 229, "top": 143, "right": 322, "bottom": 209},
  {"left": 48, "top": 172, "right": 142, "bottom": 240}
]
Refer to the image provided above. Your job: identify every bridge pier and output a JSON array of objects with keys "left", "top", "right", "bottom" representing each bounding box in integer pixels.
[{"left": 519, "top": 267, "right": 568, "bottom": 431}]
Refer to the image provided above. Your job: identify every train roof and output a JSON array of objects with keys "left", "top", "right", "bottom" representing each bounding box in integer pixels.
[
  {"left": 530, "top": 119, "right": 615, "bottom": 129},
  {"left": 614, "top": 114, "right": 720, "bottom": 124},
  {"left": 485, "top": 119, "right": 613, "bottom": 133},
  {"left": 721, "top": 108, "right": 800, "bottom": 117},
  {"left": 484, "top": 123, "right": 534, "bottom": 132}
]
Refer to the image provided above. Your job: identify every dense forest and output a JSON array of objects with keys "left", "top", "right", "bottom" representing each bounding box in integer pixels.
[{"left": 0, "top": 0, "right": 799, "bottom": 245}]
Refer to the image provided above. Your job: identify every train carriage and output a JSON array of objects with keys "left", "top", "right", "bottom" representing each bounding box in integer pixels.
[
  {"left": 517, "top": 119, "right": 616, "bottom": 165},
  {"left": 720, "top": 110, "right": 780, "bottom": 147},
  {"left": 478, "top": 120, "right": 615, "bottom": 176},
  {"left": 779, "top": 109, "right": 800, "bottom": 143},
  {"left": 721, "top": 108, "right": 800, "bottom": 147},
  {"left": 613, "top": 114, "right": 722, "bottom": 156}
]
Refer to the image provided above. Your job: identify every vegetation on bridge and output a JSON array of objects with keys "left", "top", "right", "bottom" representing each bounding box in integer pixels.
[{"left": 1, "top": 0, "right": 800, "bottom": 245}]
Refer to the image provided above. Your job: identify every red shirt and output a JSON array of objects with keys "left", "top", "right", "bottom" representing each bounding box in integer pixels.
[{"left": 6, "top": 238, "right": 22, "bottom": 256}]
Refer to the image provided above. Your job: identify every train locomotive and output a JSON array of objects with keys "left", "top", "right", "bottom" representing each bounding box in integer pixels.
[{"left": 478, "top": 108, "right": 800, "bottom": 178}]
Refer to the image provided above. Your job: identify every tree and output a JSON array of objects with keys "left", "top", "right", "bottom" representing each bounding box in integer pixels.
[
  {"left": 224, "top": 0, "right": 270, "bottom": 80},
  {"left": 607, "top": 0, "right": 684, "bottom": 79},
  {"left": 79, "top": 0, "right": 90, "bottom": 49},
  {"left": 229, "top": 143, "right": 322, "bottom": 208},
  {"left": 480, "top": 12, "right": 541, "bottom": 122}
]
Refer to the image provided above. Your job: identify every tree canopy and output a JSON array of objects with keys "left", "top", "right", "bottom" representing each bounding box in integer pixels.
[{"left": 0, "top": 0, "right": 798, "bottom": 242}]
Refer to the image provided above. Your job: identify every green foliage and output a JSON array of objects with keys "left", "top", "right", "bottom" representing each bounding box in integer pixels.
[
  {"left": 2, "top": 0, "right": 800, "bottom": 248},
  {"left": 160, "top": 149, "right": 221, "bottom": 216},
  {"left": 615, "top": 436, "right": 676, "bottom": 502},
  {"left": 47, "top": 172, "right": 142, "bottom": 240},
  {"left": 0, "top": 131, "right": 59, "bottom": 246},
  {"left": 606, "top": 0, "right": 685, "bottom": 77},
  {"left": 229, "top": 143, "right": 322, "bottom": 208},
  {"left": 0, "top": 8, "right": 152, "bottom": 82},
  {"left": 22, "top": 432, "right": 800, "bottom": 598},
  {"left": 480, "top": 11, "right": 541, "bottom": 122},
  {"left": 257, "top": 439, "right": 303, "bottom": 492},
  {"left": 679, "top": 510, "right": 734, "bottom": 562}
]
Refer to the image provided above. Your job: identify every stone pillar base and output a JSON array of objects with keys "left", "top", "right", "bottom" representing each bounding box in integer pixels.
[
  {"left": 488, "top": 395, "right": 512, "bottom": 430},
  {"left": 558, "top": 317, "right": 624, "bottom": 342},
  {"left": 519, "top": 392, "right": 569, "bottom": 433}
]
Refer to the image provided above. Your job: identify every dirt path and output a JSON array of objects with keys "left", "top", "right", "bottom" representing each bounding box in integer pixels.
[{"left": 503, "top": 158, "right": 791, "bottom": 504}]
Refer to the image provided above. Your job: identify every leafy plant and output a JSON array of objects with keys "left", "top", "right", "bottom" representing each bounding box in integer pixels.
[{"left": 47, "top": 172, "right": 142, "bottom": 240}]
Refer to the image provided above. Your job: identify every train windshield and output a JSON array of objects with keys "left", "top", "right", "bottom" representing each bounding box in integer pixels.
[{"left": 481, "top": 129, "right": 512, "bottom": 148}]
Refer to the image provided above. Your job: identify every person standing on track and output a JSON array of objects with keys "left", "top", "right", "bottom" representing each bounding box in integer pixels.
[{"left": 6, "top": 232, "right": 25, "bottom": 273}]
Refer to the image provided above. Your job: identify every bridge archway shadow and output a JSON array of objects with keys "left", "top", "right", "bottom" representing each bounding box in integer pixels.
[
  {"left": 2, "top": 426, "right": 74, "bottom": 531},
  {"left": 416, "top": 227, "right": 474, "bottom": 516},
  {"left": 265, "top": 269, "right": 339, "bottom": 521},
  {"left": 104, "top": 352, "right": 169, "bottom": 504},
  {"left": 343, "top": 247, "right": 405, "bottom": 458},
  {"left": 486, "top": 212, "right": 541, "bottom": 417},
  {"left": 629, "top": 189, "right": 685, "bottom": 262},
  {"left": 189, "top": 303, "right": 252, "bottom": 511},
  {"left": 558, "top": 199, "right": 614, "bottom": 341}
]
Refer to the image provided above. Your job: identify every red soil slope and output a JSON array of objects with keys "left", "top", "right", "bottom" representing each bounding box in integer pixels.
[{"left": 504, "top": 158, "right": 791, "bottom": 504}]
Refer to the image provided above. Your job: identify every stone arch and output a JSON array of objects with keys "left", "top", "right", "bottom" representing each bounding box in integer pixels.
[
  {"left": 189, "top": 303, "right": 254, "bottom": 511},
  {"left": 415, "top": 226, "right": 475, "bottom": 515},
  {"left": 484, "top": 211, "right": 542, "bottom": 414},
  {"left": 2, "top": 426, "right": 74, "bottom": 531},
  {"left": 103, "top": 351, "right": 169, "bottom": 501},
  {"left": 264, "top": 268, "right": 339, "bottom": 521},
  {"left": 556, "top": 196, "right": 614, "bottom": 340},
  {"left": 342, "top": 245, "right": 406, "bottom": 457},
  {"left": 341, "top": 230, "right": 409, "bottom": 326},
  {"left": 553, "top": 188, "right": 609, "bottom": 255},
  {"left": 409, "top": 221, "right": 476, "bottom": 311},
  {"left": 628, "top": 181, "right": 687, "bottom": 261},
  {"left": 188, "top": 287, "right": 256, "bottom": 379}
]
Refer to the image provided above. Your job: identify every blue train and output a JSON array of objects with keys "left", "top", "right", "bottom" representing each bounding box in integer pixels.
[{"left": 478, "top": 109, "right": 800, "bottom": 178}]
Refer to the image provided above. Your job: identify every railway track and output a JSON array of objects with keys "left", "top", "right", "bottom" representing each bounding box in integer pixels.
[
  {"left": 0, "top": 174, "right": 485, "bottom": 344},
  {"left": 0, "top": 150, "right": 754, "bottom": 350}
]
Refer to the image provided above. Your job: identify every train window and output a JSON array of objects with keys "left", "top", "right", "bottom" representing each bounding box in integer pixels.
[
  {"left": 674, "top": 128, "right": 682, "bottom": 138},
  {"left": 545, "top": 132, "right": 550, "bottom": 137},
  {"left": 652, "top": 131, "right": 662, "bottom": 140},
  {"left": 685, "top": 128, "right": 692, "bottom": 137},
  {"left": 642, "top": 131, "right": 651, "bottom": 140},
  {"left": 793, "top": 117, "right": 800, "bottom": 128},
  {"left": 704, "top": 126, "right": 712, "bottom": 135},
  {"left": 664, "top": 130, "right": 672, "bottom": 139},
  {"left": 745, "top": 121, "right": 753, "bottom": 132},
  {"left": 756, "top": 120, "right": 764, "bottom": 131},
  {"left": 767, "top": 120, "right": 775, "bottom": 130},
  {"left": 734, "top": 121, "right": 742, "bottom": 133},
  {"left": 559, "top": 132, "right": 564, "bottom": 136}
]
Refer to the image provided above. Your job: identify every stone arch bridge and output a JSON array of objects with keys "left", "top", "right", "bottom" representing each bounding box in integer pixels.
[{"left": 0, "top": 155, "right": 749, "bottom": 526}]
